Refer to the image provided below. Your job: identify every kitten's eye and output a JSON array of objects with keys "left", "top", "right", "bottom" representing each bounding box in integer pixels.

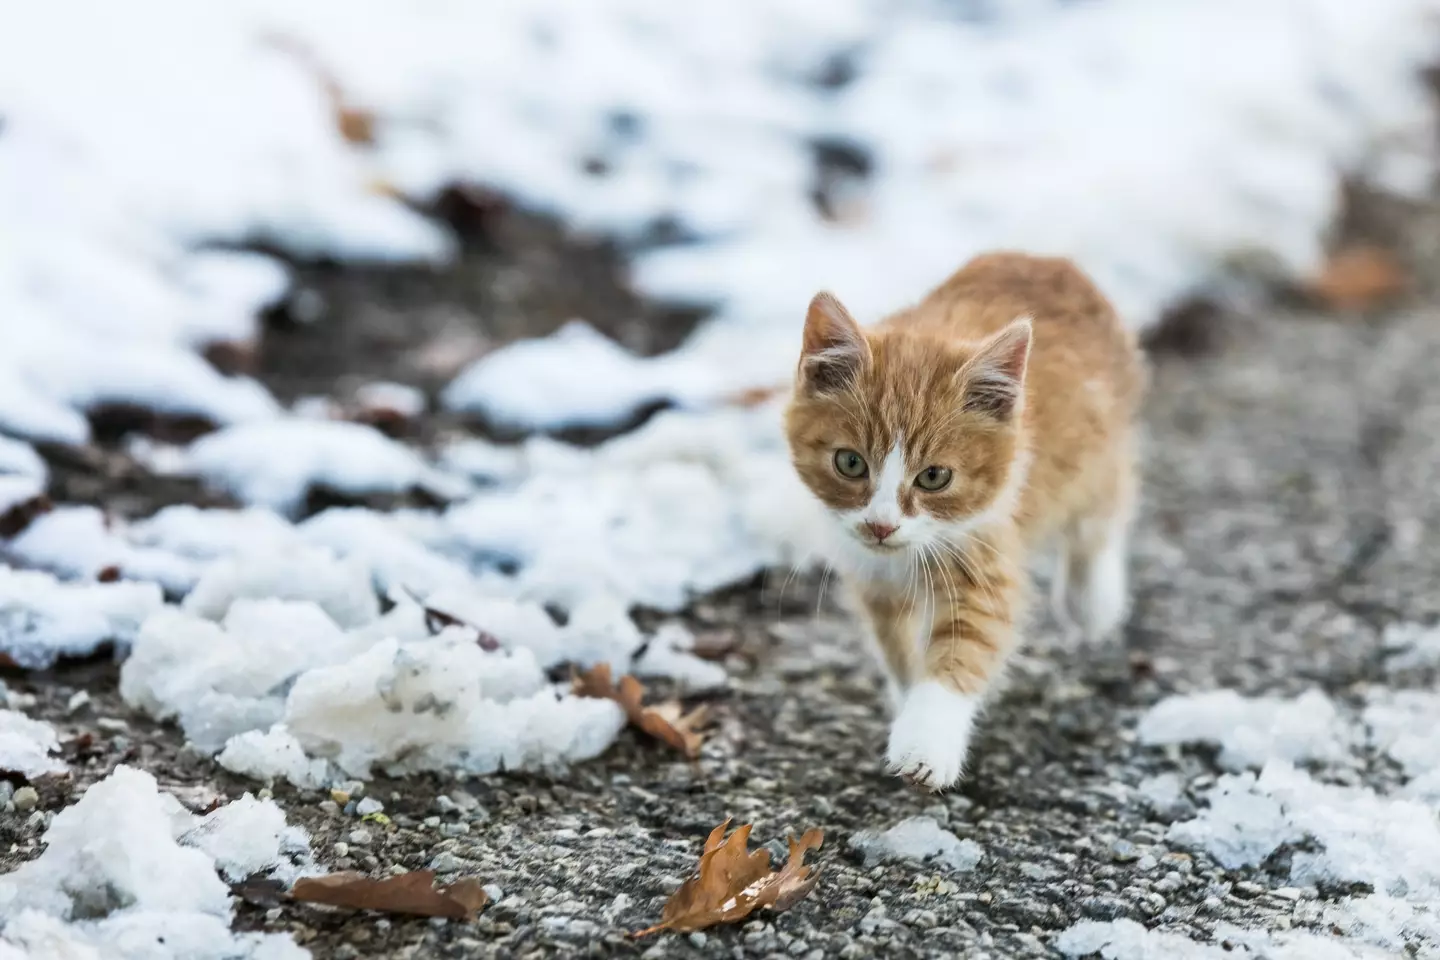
[
  {"left": 915, "top": 466, "right": 952, "bottom": 491},
  {"left": 833, "top": 449, "right": 868, "bottom": 479}
]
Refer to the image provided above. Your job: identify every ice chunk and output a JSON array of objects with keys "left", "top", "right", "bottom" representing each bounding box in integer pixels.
[
  {"left": 217, "top": 727, "right": 333, "bottom": 791},
  {"left": 848, "top": 817, "right": 983, "bottom": 873},
  {"left": 0, "top": 765, "right": 230, "bottom": 920},
  {"left": 177, "top": 794, "right": 312, "bottom": 885},
  {"left": 181, "top": 546, "right": 379, "bottom": 628},
  {"left": 1171, "top": 761, "right": 1440, "bottom": 894},
  {"left": 0, "top": 567, "right": 163, "bottom": 668},
  {"left": 1057, "top": 919, "right": 1229, "bottom": 959},
  {"left": 1137, "top": 689, "right": 1351, "bottom": 770},
  {"left": 1383, "top": 622, "right": 1440, "bottom": 672},
  {"left": 284, "top": 635, "right": 626, "bottom": 779},
  {"left": 1363, "top": 690, "right": 1440, "bottom": 783},
  {"left": 182, "top": 419, "right": 467, "bottom": 515},
  {"left": 0, "top": 767, "right": 310, "bottom": 958},
  {"left": 120, "top": 601, "right": 371, "bottom": 749},
  {"left": 0, "top": 709, "right": 64, "bottom": 779}
]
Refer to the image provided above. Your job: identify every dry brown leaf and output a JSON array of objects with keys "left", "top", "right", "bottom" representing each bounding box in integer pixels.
[
  {"left": 262, "top": 33, "right": 377, "bottom": 146},
  {"left": 1308, "top": 245, "right": 1408, "bottom": 311},
  {"left": 291, "top": 870, "right": 489, "bottom": 920},
  {"left": 632, "top": 819, "right": 823, "bottom": 937},
  {"left": 0, "top": 494, "right": 52, "bottom": 539},
  {"left": 572, "top": 664, "right": 710, "bottom": 757}
]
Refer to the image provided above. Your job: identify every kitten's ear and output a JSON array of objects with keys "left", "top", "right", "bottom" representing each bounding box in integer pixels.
[
  {"left": 960, "top": 317, "right": 1032, "bottom": 420},
  {"left": 799, "top": 292, "right": 868, "bottom": 393}
]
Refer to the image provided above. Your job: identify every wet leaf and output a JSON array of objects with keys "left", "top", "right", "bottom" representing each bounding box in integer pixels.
[
  {"left": 632, "top": 819, "right": 823, "bottom": 937},
  {"left": 291, "top": 870, "right": 489, "bottom": 920},
  {"left": 422, "top": 604, "right": 501, "bottom": 651},
  {"left": 572, "top": 664, "right": 710, "bottom": 757},
  {"left": 0, "top": 493, "right": 52, "bottom": 539},
  {"left": 1309, "top": 245, "right": 1408, "bottom": 311},
  {"left": 262, "top": 33, "right": 376, "bottom": 146}
]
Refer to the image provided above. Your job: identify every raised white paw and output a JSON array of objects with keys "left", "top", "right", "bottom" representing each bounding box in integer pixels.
[{"left": 885, "top": 681, "right": 980, "bottom": 792}]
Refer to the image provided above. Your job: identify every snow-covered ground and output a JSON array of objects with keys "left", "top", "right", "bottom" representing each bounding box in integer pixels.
[{"left": 3, "top": 0, "right": 1440, "bottom": 956}]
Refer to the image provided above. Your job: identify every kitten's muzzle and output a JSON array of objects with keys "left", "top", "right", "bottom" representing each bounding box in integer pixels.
[{"left": 864, "top": 521, "right": 899, "bottom": 544}]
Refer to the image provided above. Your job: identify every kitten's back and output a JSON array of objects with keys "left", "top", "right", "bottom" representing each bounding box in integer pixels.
[{"left": 889, "top": 251, "right": 1144, "bottom": 542}]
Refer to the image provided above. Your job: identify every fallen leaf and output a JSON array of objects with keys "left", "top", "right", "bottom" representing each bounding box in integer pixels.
[
  {"left": 0, "top": 494, "right": 52, "bottom": 539},
  {"left": 572, "top": 664, "right": 710, "bottom": 757},
  {"left": 291, "top": 870, "right": 489, "bottom": 920},
  {"left": 422, "top": 604, "right": 501, "bottom": 652},
  {"left": 632, "top": 819, "right": 823, "bottom": 937},
  {"left": 1308, "top": 245, "right": 1408, "bottom": 311},
  {"left": 96, "top": 565, "right": 121, "bottom": 583},
  {"left": 262, "top": 33, "right": 376, "bottom": 146}
]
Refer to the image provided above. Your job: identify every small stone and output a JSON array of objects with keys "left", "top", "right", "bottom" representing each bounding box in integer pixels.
[
  {"left": 431, "top": 851, "right": 466, "bottom": 873},
  {"left": 787, "top": 938, "right": 810, "bottom": 955},
  {"left": 317, "top": 800, "right": 340, "bottom": 816},
  {"left": 440, "top": 822, "right": 470, "bottom": 838},
  {"left": 12, "top": 786, "right": 38, "bottom": 812},
  {"left": 423, "top": 816, "right": 441, "bottom": 828},
  {"left": 483, "top": 883, "right": 504, "bottom": 903},
  {"left": 449, "top": 788, "right": 478, "bottom": 811},
  {"left": 1110, "top": 839, "right": 1140, "bottom": 862},
  {"left": 355, "top": 797, "right": 384, "bottom": 816},
  {"left": 1233, "top": 881, "right": 1265, "bottom": 899},
  {"left": 340, "top": 780, "right": 365, "bottom": 798},
  {"left": 435, "top": 795, "right": 459, "bottom": 814},
  {"left": 96, "top": 718, "right": 128, "bottom": 732},
  {"left": 333, "top": 842, "right": 350, "bottom": 858},
  {"left": 347, "top": 828, "right": 373, "bottom": 846},
  {"left": 1135, "top": 854, "right": 1158, "bottom": 872},
  {"left": 65, "top": 691, "right": 90, "bottom": 714},
  {"left": 810, "top": 796, "right": 835, "bottom": 818},
  {"left": 0, "top": 782, "right": 13, "bottom": 805},
  {"left": 688, "top": 932, "right": 707, "bottom": 948},
  {"left": 330, "top": 789, "right": 351, "bottom": 806},
  {"left": 1270, "top": 887, "right": 1303, "bottom": 901},
  {"left": 654, "top": 874, "right": 684, "bottom": 894}
]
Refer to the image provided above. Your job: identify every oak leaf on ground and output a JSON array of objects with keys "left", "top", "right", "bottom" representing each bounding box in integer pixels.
[
  {"left": 290, "top": 870, "right": 489, "bottom": 920},
  {"left": 1308, "top": 244, "right": 1408, "bottom": 311},
  {"left": 572, "top": 663, "right": 710, "bottom": 758},
  {"left": 632, "top": 819, "right": 823, "bottom": 937}
]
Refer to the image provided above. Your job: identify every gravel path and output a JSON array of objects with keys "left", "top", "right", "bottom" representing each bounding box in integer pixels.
[{"left": 3, "top": 196, "right": 1438, "bottom": 958}]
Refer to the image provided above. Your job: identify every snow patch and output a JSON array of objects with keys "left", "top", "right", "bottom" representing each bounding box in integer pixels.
[
  {"left": 0, "top": 765, "right": 308, "bottom": 958},
  {"left": 1138, "top": 689, "right": 1351, "bottom": 770},
  {"left": 848, "top": 816, "right": 983, "bottom": 873},
  {"left": 0, "top": 568, "right": 163, "bottom": 669},
  {"left": 180, "top": 419, "right": 468, "bottom": 515},
  {"left": 0, "top": 710, "right": 65, "bottom": 779}
]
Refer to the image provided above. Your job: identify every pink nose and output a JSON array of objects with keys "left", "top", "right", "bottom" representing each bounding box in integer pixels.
[{"left": 866, "top": 521, "right": 898, "bottom": 543}]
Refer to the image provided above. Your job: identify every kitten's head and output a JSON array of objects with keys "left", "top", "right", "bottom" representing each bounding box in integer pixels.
[{"left": 783, "top": 291, "right": 1032, "bottom": 562}]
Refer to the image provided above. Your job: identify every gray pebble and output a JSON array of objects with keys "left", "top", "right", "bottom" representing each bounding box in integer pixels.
[{"left": 12, "top": 786, "right": 38, "bottom": 812}]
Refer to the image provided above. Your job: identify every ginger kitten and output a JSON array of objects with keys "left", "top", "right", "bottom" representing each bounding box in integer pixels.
[{"left": 784, "top": 252, "right": 1144, "bottom": 790}]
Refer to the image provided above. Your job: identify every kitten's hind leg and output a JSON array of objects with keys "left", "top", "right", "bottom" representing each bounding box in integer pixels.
[{"left": 1063, "top": 506, "right": 1133, "bottom": 643}]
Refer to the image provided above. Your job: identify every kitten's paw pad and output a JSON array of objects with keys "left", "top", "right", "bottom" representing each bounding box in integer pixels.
[{"left": 885, "top": 681, "right": 980, "bottom": 791}]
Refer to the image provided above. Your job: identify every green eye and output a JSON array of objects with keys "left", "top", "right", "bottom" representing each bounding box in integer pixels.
[
  {"left": 833, "top": 449, "right": 868, "bottom": 479},
  {"left": 915, "top": 466, "right": 952, "bottom": 491}
]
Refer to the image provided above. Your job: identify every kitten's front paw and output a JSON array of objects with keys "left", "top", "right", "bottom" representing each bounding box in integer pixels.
[{"left": 885, "top": 681, "right": 980, "bottom": 792}]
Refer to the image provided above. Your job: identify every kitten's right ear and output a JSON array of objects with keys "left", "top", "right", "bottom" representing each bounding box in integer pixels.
[{"left": 799, "top": 292, "right": 867, "bottom": 393}]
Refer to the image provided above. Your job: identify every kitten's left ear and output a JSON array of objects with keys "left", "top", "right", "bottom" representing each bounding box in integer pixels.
[
  {"left": 799, "top": 291, "right": 868, "bottom": 393},
  {"left": 960, "top": 317, "right": 1032, "bottom": 420}
]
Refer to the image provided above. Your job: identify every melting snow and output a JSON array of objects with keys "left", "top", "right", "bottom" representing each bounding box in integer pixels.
[
  {"left": 1137, "top": 688, "right": 1353, "bottom": 771},
  {"left": 0, "top": 568, "right": 163, "bottom": 669},
  {"left": 0, "top": 765, "right": 308, "bottom": 958},
  {"left": 848, "top": 816, "right": 983, "bottom": 873},
  {"left": 0, "top": 711, "right": 64, "bottom": 780}
]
